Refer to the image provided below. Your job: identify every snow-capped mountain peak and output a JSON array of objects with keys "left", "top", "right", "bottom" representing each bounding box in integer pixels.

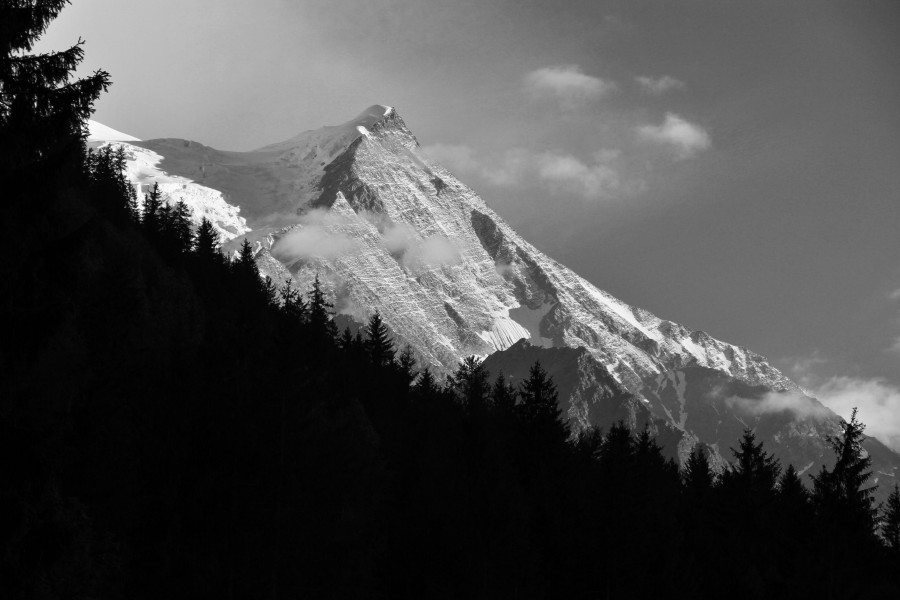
[{"left": 94, "top": 106, "right": 900, "bottom": 492}]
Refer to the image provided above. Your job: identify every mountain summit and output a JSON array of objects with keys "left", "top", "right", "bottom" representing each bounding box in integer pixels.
[{"left": 94, "top": 107, "right": 900, "bottom": 488}]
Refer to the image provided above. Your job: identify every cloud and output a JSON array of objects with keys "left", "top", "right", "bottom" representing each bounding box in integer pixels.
[
  {"left": 889, "top": 288, "right": 900, "bottom": 302},
  {"left": 359, "top": 207, "right": 461, "bottom": 271},
  {"left": 482, "top": 149, "right": 533, "bottom": 186},
  {"left": 270, "top": 209, "right": 357, "bottom": 261},
  {"left": 381, "top": 222, "right": 417, "bottom": 254},
  {"left": 635, "top": 75, "right": 685, "bottom": 95},
  {"left": 637, "top": 113, "right": 711, "bottom": 159},
  {"left": 787, "top": 357, "right": 900, "bottom": 453},
  {"left": 421, "top": 144, "right": 628, "bottom": 201},
  {"left": 534, "top": 151, "right": 622, "bottom": 198},
  {"left": 417, "top": 143, "right": 480, "bottom": 175},
  {"left": 889, "top": 336, "right": 900, "bottom": 356},
  {"left": 401, "top": 235, "right": 461, "bottom": 271},
  {"left": 813, "top": 376, "right": 900, "bottom": 453},
  {"left": 525, "top": 65, "right": 616, "bottom": 108},
  {"left": 726, "top": 390, "right": 833, "bottom": 421}
]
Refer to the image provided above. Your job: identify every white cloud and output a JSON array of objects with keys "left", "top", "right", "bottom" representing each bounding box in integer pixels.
[
  {"left": 813, "top": 376, "right": 900, "bottom": 453},
  {"left": 401, "top": 235, "right": 461, "bottom": 271},
  {"left": 417, "top": 143, "right": 480, "bottom": 175},
  {"left": 270, "top": 208, "right": 357, "bottom": 261},
  {"left": 635, "top": 75, "right": 686, "bottom": 95},
  {"left": 889, "top": 288, "right": 900, "bottom": 302},
  {"left": 272, "top": 226, "right": 356, "bottom": 261},
  {"left": 637, "top": 113, "right": 711, "bottom": 159},
  {"left": 726, "top": 390, "right": 832, "bottom": 421},
  {"left": 787, "top": 357, "right": 900, "bottom": 453},
  {"left": 534, "top": 151, "right": 621, "bottom": 198},
  {"left": 727, "top": 375, "right": 900, "bottom": 453},
  {"left": 890, "top": 336, "right": 900, "bottom": 355},
  {"left": 422, "top": 144, "right": 627, "bottom": 201},
  {"left": 381, "top": 221, "right": 416, "bottom": 254},
  {"left": 524, "top": 65, "right": 616, "bottom": 108}
]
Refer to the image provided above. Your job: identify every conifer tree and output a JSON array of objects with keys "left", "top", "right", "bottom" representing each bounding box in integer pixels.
[
  {"left": 397, "top": 345, "right": 416, "bottom": 384},
  {"left": 812, "top": 408, "right": 877, "bottom": 534},
  {"left": 452, "top": 355, "right": 490, "bottom": 411},
  {"left": 1, "top": 0, "right": 110, "bottom": 179},
  {"left": 142, "top": 182, "right": 163, "bottom": 236},
  {"left": 235, "top": 238, "right": 260, "bottom": 285},
  {"left": 262, "top": 276, "right": 277, "bottom": 306},
  {"left": 777, "top": 464, "right": 809, "bottom": 504},
  {"left": 169, "top": 199, "right": 193, "bottom": 253},
  {"left": 775, "top": 464, "right": 812, "bottom": 535},
  {"left": 598, "top": 421, "right": 636, "bottom": 485},
  {"left": 339, "top": 327, "right": 354, "bottom": 351},
  {"left": 279, "top": 280, "right": 307, "bottom": 323},
  {"left": 414, "top": 367, "right": 438, "bottom": 398},
  {"left": 364, "top": 310, "right": 394, "bottom": 367},
  {"left": 491, "top": 371, "right": 517, "bottom": 413},
  {"left": 518, "top": 361, "right": 562, "bottom": 425},
  {"left": 193, "top": 217, "right": 220, "bottom": 261},
  {"left": 307, "top": 274, "right": 337, "bottom": 341},
  {"left": 112, "top": 145, "right": 138, "bottom": 221},
  {"left": 723, "top": 428, "right": 781, "bottom": 497},
  {"left": 683, "top": 444, "right": 715, "bottom": 496},
  {"left": 883, "top": 484, "right": 900, "bottom": 553}
]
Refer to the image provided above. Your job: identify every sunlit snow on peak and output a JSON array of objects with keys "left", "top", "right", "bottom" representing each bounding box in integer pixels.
[{"left": 87, "top": 120, "right": 140, "bottom": 142}]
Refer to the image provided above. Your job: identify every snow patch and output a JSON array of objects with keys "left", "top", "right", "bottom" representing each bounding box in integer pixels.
[
  {"left": 478, "top": 314, "right": 531, "bottom": 352},
  {"left": 88, "top": 120, "right": 140, "bottom": 142}
]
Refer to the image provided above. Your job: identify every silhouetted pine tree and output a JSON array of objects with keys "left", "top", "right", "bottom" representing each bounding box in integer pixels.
[
  {"left": 810, "top": 410, "right": 881, "bottom": 597},
  {"left": 279, "top": 280, "right": 307, "bottom": 323},
  {"left": 683, "top": 444, "right": 715, "bottom": 497},
  {"left": 517, "top": 361, "right": 567, "bottom": 448},
  {"left": 364, "top": 310, "right": 394, "bottom": 367},
  {"left": 234, "top": 238, "right": 260, "bottom": 290},
  {"left": 141, "top": 182, "right": 163, "bottom": 236},
  {"left": 812, "top": 408, "right": 877, "bottom": 535},
  {"left": 193, "top": 217, "right": 220, "bottom": 261},
  {"left": 452, "top": 355, "right": 490, "bottom": 412},
  {"left": 169, "top": 199, "right": 193, "bottom": 253},
  {"left": 396, "top": 345, "right": 416, "bottom": 384},
  {"left": 0, "top": 0, "right": 109, "bottom": 180},
  {"left": 490, "top": 371, "right": 517, "bottom": 413},
  {"left": 884, "top": 485, "right": 900, "bottom": 553},
  {"left": 413, "top": 367, "right": 438, "bottom": 399},
  {"left": 723, "top": 428, "right": 781, "bottom": 498},
  {"left": 307, "top": 274, "right": 337, "bottom": 342},
  {"left": 778, "top": 464, "right": 809, "bottom": 505}
]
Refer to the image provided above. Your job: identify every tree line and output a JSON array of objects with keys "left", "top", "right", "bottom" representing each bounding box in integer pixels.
[{"left": 3, "top": 2, "right": 900, "bottom": 598}]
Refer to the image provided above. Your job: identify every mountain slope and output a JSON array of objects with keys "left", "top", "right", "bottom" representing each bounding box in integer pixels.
[{"left": 92, "top": 107, "right": 899, "bottom": 492}]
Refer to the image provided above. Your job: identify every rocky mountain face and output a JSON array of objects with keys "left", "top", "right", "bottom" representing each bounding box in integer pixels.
[{"left": 90, "top": 107, "right": 899, "bottom": 493}]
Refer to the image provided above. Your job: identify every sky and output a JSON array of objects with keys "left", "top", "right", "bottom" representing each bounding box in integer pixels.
[{"left": 38, "top": 0, "right": 900, "bottom": 436}]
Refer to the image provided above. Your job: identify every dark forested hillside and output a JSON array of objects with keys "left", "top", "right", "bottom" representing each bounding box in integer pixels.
[{"left": 2, "top": 3, "right": 900, "bottom": 599}]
